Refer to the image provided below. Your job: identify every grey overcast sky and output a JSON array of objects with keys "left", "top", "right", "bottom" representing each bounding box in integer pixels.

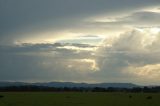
[{"left": 0, "top": 0, "right": 160, "bottom": 85}]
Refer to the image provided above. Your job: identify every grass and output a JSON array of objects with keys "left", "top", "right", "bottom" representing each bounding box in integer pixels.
[{"left": 0, "top": 92, "right": 160, "bottom": 106}]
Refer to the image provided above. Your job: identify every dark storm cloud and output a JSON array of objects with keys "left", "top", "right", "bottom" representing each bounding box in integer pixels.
[{"left": 0, "top": 0, "right": 160, "bottom": 44}]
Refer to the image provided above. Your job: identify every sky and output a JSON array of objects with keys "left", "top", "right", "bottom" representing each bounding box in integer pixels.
[{"left": 0, "top": 0, "right": 160, "bottom": 85}]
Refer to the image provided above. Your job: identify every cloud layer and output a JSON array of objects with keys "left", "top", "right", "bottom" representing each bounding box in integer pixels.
[
  {"left": 0, "top": 29, "right": 160, "bottom": 84},
  {"left": 1, "top": 0, "right": 160, "bottom": 44},
  {"left": 0, "top": 0, "right": 160, "bottom": 85},
  {"left": 0, "top": 43, "right": 97, "bottom": 82}
]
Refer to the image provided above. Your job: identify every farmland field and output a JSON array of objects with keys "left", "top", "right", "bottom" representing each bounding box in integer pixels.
[{"left": 0, "top": 92, "right": 160, "bottom": 106}]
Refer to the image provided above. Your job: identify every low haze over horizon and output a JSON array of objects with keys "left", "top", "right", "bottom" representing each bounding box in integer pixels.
[{"left": 0, "top": 0, "right": 160, "bottom": 85}]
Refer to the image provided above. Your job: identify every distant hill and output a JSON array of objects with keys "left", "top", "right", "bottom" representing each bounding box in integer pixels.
[
  {"left": 0, "top": 81, "right": 138, "bottom": 88},
  {"left": 0, "top": 81, "right": 28, "bottom": 87}
]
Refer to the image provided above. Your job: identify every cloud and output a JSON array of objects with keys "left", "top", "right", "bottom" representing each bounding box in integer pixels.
[
  {"left": 57, "top": 35, "right": 104, "bottom": 45},
  {"left": 95, "top": 29, "right": 160, "bottom": 84},
  {"left": 1, "top": 1, "right": 160, "bottom": 84},
  {"left": 123, "top": 11, "right": 160, "bottom": 26},
  {"left": 127, "top": 64, "right": 160, "bottom": 79},
  {"left": 0, "top": 29, "right": 160, "bottom": 84},
  {"left": 0, "top": 42, "right": 97, "bottom": 82},
  {"left": 0, "top": 0, "right": 160, "bottom": 44},
  {"left": 88, "top": 10, "right": 160, "bottom": 31}
]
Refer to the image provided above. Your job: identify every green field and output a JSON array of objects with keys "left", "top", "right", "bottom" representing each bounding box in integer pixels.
[{"left": 0, "top": 92, "right": 160, "bottom": 106}]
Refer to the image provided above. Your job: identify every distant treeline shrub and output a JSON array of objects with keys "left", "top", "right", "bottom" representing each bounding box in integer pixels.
[{"left": 0, "top": 85, "right": 160, "bottom": 92}]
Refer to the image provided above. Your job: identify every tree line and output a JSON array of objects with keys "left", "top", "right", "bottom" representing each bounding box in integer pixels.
[{"left": 0, "top": 85, "right": 160, "bottom": 93}]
